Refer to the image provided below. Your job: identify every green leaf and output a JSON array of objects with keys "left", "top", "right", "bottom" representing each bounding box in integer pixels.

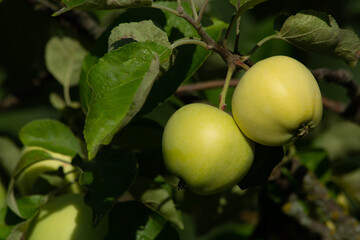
[
  {"left": 0, "top": 208, "right": 14, "bottom": 240},
  {"left": 16, "top": 195, "right": 45, "bottom": 219},
  {"left": 19, "top": 119, "right": 82, "bottom": 158},
  {"left": 73, "top": 149, "right": 138, "bottom": 225},
  {"left": 313, "top": 119, "right": 360, "bottom": 160},
  {"left": 141, "top": 176, "right": 183, "bottom": 230},
  {"left": 79, "top": 7, "right": 167, "bottom": 114},
  {"left": 334, "top": 29, "right": 360, "bottom": 67},
  {"left": 297, "top": 148, "right": 331, "bottom": 182},
  {"left": 54, "top": 0, "right": 153, "bottom": 16},
  {"left": 45, "top": 36, "right": 87, "bottom": 87},
  {"left": 0, "top": 137, "right": 21, "bottom": 176},
  {"left": 0, "top": 179, "right": 5, "bottom": 209},
  {"left": 238, "top": 144, "right": 284, "bottom": 189},
  {"left": 278, "top": 10, "right": 340, "bottom": 52},
  {"left": 6, "top": 150, "right": 56, "bottom": 218},
  {"left": 277, "top": 10, "right": 360, "bottom": 66},
  {"left": 230, "top": 0, "right": 267, "bottom": 11},
  {"left": 139, "top": 15, "right": 228, "bottom": 115},
  {"left": 84, "top": 41, "right": 171, "bottom": 159},
  {"left": 106, "top": 201, "right": 180, "bottom": 240},
  {"left": 4, "top": 219, "right": 31, "bottom": 240},
  {"left": 108, "top": 20, "right": 170, "bottom": 52}
]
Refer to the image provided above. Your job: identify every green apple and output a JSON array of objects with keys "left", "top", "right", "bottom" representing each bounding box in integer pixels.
[
  {"left": 162, "top": 103, "right": 254, "bottom": 195},
  {"left": 232, "top": 55, "right": 322, "bottom": 146},
  {"left": 16, "top": 147, "right": 81, "bottom": 195},
  {"left": 26, "top": 194, "right": 108, "bottom": 240}
]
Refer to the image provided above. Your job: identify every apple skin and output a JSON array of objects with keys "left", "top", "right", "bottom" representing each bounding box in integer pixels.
[
  {"left": 232, "top": 55, "right": 322, "bottom": 146},
  {"left": 162, "top": 103, "right": 254, "bottom": 195},
  {"left": 25, "top": 194, "right": 108, "bottom": 240},
  {"left": 16, "top": 147, "right": 81, "bottom": 195}
]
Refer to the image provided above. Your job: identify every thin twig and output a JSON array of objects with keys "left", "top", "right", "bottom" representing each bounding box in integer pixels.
[
  {"left": 190, "top": 0, "right": 198, "bottom": 21},
  {"left": 197, "top": 0, "right": 210, "bottom": 25}
]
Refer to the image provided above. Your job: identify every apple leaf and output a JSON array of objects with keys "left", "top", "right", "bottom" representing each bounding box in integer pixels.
[
  {"left": 238, "top": 144, "right": 284, "bottom": 189},
  {"left": 0, "top": 208, "right": 14, "bottom": 240},
  {"left": 139, "top": 13, "right": 228, "bottom": 115},
  {"left": 19, "top": 119, "right": 82, "bottom": 158},
  {"left": 6, "top": 150, "right": 61, "bottom": 218},
  {"left": 0, "top": 137, "right": 21, "bottom": 176},
  {"left": 106, "top": 201, "right": 180, "bottom": 240},
  {"left": 79, "top": 7, "right": 168, "bottom": 114},
  {"left": 230, "top": 0, "right": 267, "bottom": 13},
  {"left": 108, "top": 20, "right": 170, "bottom": 52},
  {"left": 16, "top": 195, "right": 45, "bottom": 219},
  {"left": 84, "top": 41, "right": 171, "bottom": 159},
  {"left": 54, "top": 0, "right": 152, "bottom": 16},
  {"left": 4, "top": 220, "right": 32, "bottom": 240},
  {"left": 45, "top": 36, "right": 87, "bottom": 87},
  {"left": 141, "top": 176, "right": 184, "bottom": 230},
  {"left": 276, "top": 10, "right": 360, "bottom": 66},
  {"left": 73, "top": 149, "right": 138, "bottom": 225}
]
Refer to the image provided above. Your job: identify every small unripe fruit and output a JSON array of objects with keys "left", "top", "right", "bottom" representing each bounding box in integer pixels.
[
  {"left": 162, "top": 103, "right": 254, "bottom": 195},
  {"left": 232, "top": 55, "right": 322, "bottom": 146},
  {"left": 16, "top": 147, "right": 81, "bottom": 195},
  {"left": 26, "top": 194, "right": 108, "bottom": 240}
]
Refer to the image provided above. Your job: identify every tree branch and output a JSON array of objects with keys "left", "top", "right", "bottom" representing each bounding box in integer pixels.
[{"left": 311, "top": 68, "right": 360, "bottom": 124}]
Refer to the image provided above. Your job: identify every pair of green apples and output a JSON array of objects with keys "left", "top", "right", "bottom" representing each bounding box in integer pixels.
[{"left": 162, "top": 55, "right": 323, "bottom": 195}]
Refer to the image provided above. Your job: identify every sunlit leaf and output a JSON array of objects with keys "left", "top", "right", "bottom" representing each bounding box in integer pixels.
[
  {"left": 84, "top": 41, "right": 171, "bottom": 159},
  {"left": 19, "top": 119, "right": 82, "bottom": 158}
]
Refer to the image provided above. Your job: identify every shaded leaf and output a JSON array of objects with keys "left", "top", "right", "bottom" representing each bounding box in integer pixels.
[
  {"left": 139, "top": 15, "right": 228, "bottom": 115},
  {"left": 6, "top": 150, "right": 56, "bottom": 218},
  {"left": 0, "top": 208, "right": 14, "bottom": 240},
  {"left": 297, "top": 148, "right": 331, "bottom": 182},
  {"left": 141, "top": 176, "right": 183, "bottom": 230},
  {"left": 49, "top": 92, "right": 66, "bottom": 110},
  {"left": 84, "top": 41, "right": 171, "bottom": 159},
  {"left": 19, "top": 119, "right": 82, "bottom": 158},
  {"left": 238, "top": 144, "right": 284, "bottom": 189},
  {"left": 108, "top": 20, "right": 170, "bottom": 52},
  {"left": 0, "top": 137, "right": 21, "bottom": 176},
  {"left": 73, "top": 149, "right": 138, "bottom": 225},
  {"left": 54, "top": 0, "right": 152, "bottom": 16},
  {"left": 335, "top": 29, "right": 360, "bottom": 67},
  {"left": 16, "top": 195, "right": 45, "bottom": 219},
  {"left": 277, "top": 10, "right": 360, "bottom": 66},
  {"left": 4, "top": 219, "right": 31, "bottom": 240},
  {"left": 45, "top": 36, "right": 87, "bottom": 87},
  {"left": 106, "top": 201, "right": 180, "bottom": 240},
  {"left": 313, "top": 119, "right": 360, "bottom": 160},
  {"left": 0, "top": 179, "right": 5, "bottom": 209},
  {"left": 230, "top": 0, "right": 267, "bottom": 13}
]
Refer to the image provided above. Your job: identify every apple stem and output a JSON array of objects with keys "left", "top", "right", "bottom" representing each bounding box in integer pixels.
[
  {"left": 177, "top": 178, "right": 188, "bottom": 190},
  {"left": 219, "top": 64, "right": 236, "bottom": 111},
  {"left": 297, "top": 125, "right": 309, "bottom": 138}
]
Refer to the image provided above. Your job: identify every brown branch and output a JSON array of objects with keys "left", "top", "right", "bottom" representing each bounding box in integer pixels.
[
  {"left": 311, "top": 68, "right": 360, "bottom": 124},
  {"left": 176, "top": 6, "right": 249, "bottom": 70}
]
